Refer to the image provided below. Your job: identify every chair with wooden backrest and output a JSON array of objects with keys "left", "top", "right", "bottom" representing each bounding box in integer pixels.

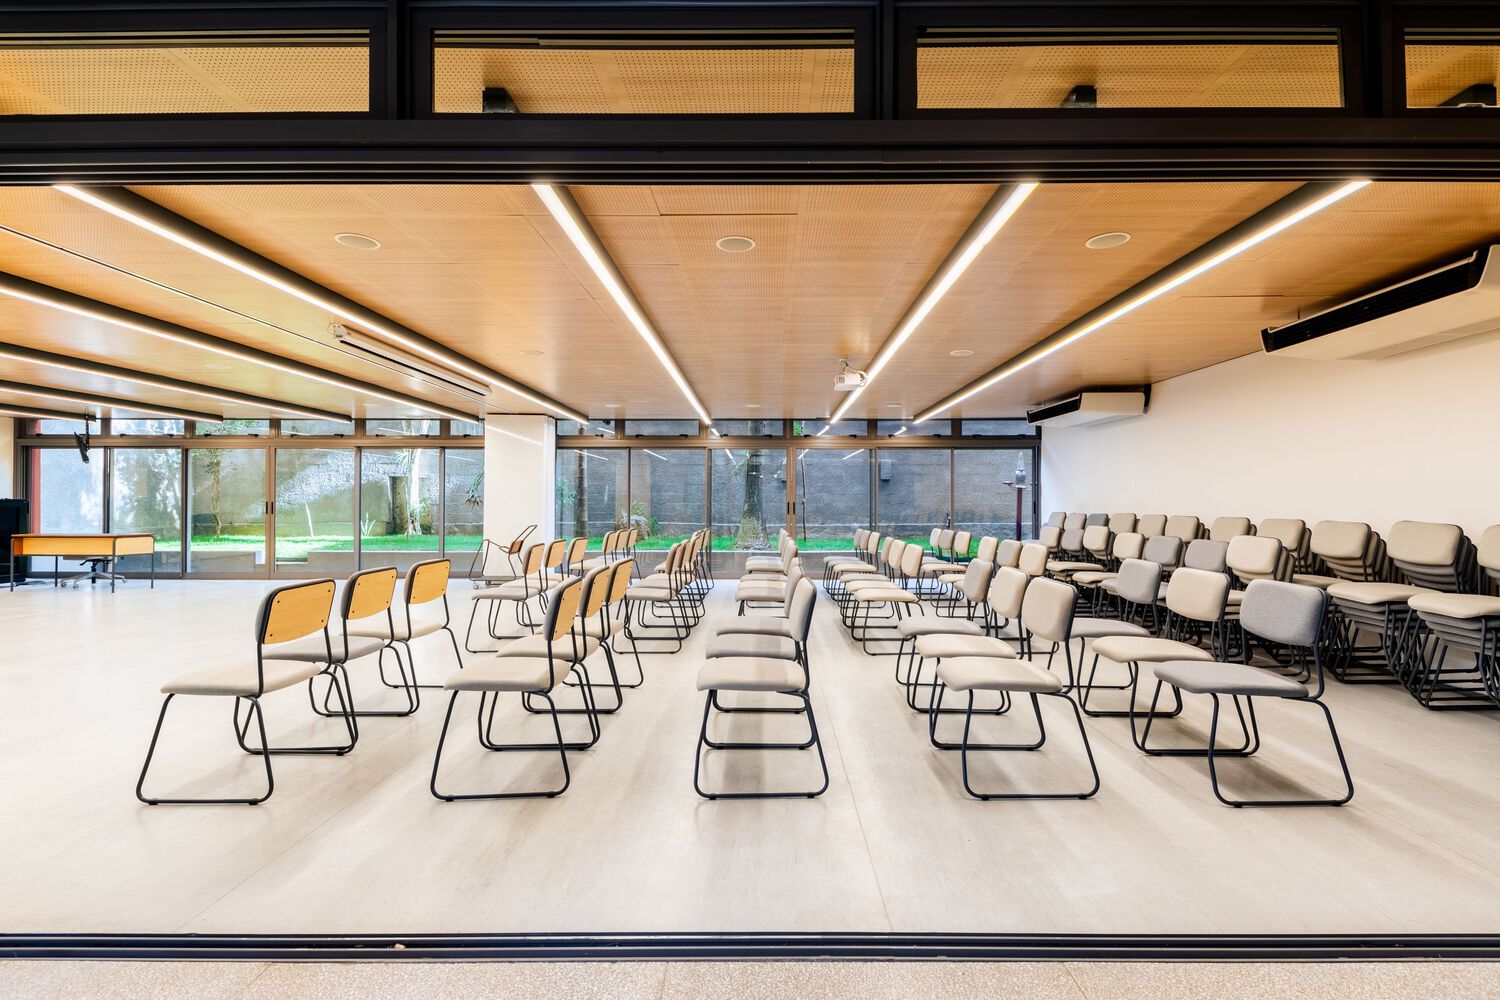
[
  {"left": 578, "top": 529, "right": 619, "bottom": 575},
  {"left": 291, "top": 566, "right": 419, "bottom": 718},
  {"left": 137, "top": 579, "right": 352, "bottom": 805},
  {"left": 431, "top": 575, "right": 597, "bottom": 801},
  {"left": 623, "top": 542, "right": 694, "bottom": 652},
  {"left": 595, "top": 557, "right": 644, "bottom": 687},
  {"left": 463, "top": 542, "right": 548, "bottom": 652},
  {"left": 514, "top": 563, "right": 630, "bottom": 715},
  {"left": 367, "top": 558, "right": 462, "bottom": 688},
  {"left": 562, "top": 536, "right": 589, "bottom": 576},
  {"left": 466, "top": 524, "right": 537, "bottom": 586}
]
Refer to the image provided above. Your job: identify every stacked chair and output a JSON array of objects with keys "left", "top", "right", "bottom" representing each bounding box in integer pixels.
[
  {"left": 623, "top": 531, "right": 709, "bottom": 652},
  {"left": 1409, "top": 525, "right": 1500, "bottom": 709}
]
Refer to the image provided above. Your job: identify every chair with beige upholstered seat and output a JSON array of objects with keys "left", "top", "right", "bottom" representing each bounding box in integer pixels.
[
  {"left": 1257, "top": 518, "right": 1312, "bottom": 576},
  {"left": 363, "top": 559, "right": 463, "bottom": 690},
  {"left": 1089, "top": 567, "right": 1232, "bottom": 742},
  {"left": 926, "top": 575, "right": 1100, "bottom": 801},
  {"left": 905, "top": 564, "right": 1026, "bottom": 713},
  {"left": 296, "top": 566, "right": 418, "bottom": 718},
  {"left": 1037, "top": 524, "right": 1064, "bottom": 553},
  {"left": 897, "top": 561, "right": 1000, "bottom": 698},
  {"left": 1409, "top": 525, "right": 1500, "bottom": 709},
  {"left": 1073, "top": 531, "right": 1145, "bottom": 612},
  {"left": 430, "top": 576, "right": 597, "bottom": 801},
  {"left": 1048, "top": 523, "right": 1112, "bottom": 581},
  {"left": 846, "top": 539, "right": 928, "bottom": 653},
  {"left": 736, "top": 560, "right": 805, "bottom": 616},
  {"left": 1292, "top": 520, "right": 1388, "bottom": 591},
  {"left": 1327, "top": 521, "right": 1477, "bottom": 695},
  {"left": 136, "top": 579, "right": 354, "bottom": 805},
  {"left": 1164, "top": 515, "right": 1202, "bottom": 546},
  {"left": 1076, "top": 558, "right": 1165, "bottom": 717},
  {"left": 1099, "top": 534, "right": 1181, "bottom": 606},
  {"left": 1149, "top": 581, "right": 1353, "bottom": 807},
  {"left": 622, "top": 541, "right": 696, "bottom": 652},
  {"left": 464, "top": 542, "right": 549, "bottom": 653},
  {"left": 1136, "top": 514, "right": 1167, "bottom": 538},
  {"left": 1108, "top": 513, "right": 1138, "bottom": 535},
  {"left": 517, "top": 563, "right": 631, "bottom": 715},
  {"left": 1224, "top": 535, "right": 1290, "bottom": 651},
  {"left": 1045, "top": 511, "right": 1065, "bottom": 529},
  {"left": 1208, "top": 517, "right": 1253, "bottom": 542},
  {"left": 994, "top": 538, "right": 1022, "bottom": 569},
  {"left": 693, "top": 582, "right": 827, "bottom": 799},
  {"left": 1017, "top": 541, "right": 1050, "bottom": 579},
  {"left": 577, "top": 528, "right": 621, "bottom": 575},
  {"left": 705, "top": 578, "right": 818, "bottom": 720}
]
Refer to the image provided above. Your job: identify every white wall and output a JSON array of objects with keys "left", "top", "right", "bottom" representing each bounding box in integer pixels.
[
  {"left": 1041, "top": 334, "right": 1500, "bottom": 538},
  {"left": 483, "top": 414, "right": 555, "bottom": 547}
]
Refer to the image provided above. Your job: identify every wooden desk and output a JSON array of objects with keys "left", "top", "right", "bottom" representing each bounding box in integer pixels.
[{"left": 10, "top": 533, "right": 156, "bottom": 592}]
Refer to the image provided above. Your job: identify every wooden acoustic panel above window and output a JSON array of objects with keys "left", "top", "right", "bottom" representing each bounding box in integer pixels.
[{"left": 0, "top": 31, "right": 369, "bottom": 115}]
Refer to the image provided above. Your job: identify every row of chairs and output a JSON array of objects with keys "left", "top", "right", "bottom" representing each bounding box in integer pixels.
[
  {"left": 692, "top": 530, "right": 827, "bottom": 798},
  {"left": 138, "top": 559, "right": 465, "bottom": 804},
  {"left": 831, "top": 528, "right": 1355, "bottom": 807},
  {"left": 1049, "top": 513, "right": 1500, "bottom": 711}
]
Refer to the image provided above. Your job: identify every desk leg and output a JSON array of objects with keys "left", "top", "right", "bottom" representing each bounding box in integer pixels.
[
  {"left": 150, "top": 550, "right": 156, "bottom": 590},
  {"left": 8, "top": 547, "right": 13, "bottom": 591},
  {"left": 55, "top": 556, "right": 59, "bottom": 587}
]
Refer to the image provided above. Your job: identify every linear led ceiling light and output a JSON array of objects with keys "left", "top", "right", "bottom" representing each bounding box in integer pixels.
[
  {"left": 53, "top": 184, "right": 586, "bottom": 424},
  {"left": 0, "top": 403, "right": 92, "bottom": 423},
  {"left": 531, "top": 183, "right": 712, "bottom": 426},
  {"left": 829, "top": 181, "right": 1039, "bottom": 422},
  {"left": 0, "top": 341, "right": 346, "bottom": 421},
  {"left": 331, "top": 326, "right": 491, "bottom": 397},
  {"left": 915, "top": 179, "right": 1370, "bottom": 422},
  {"left": 0, "top": 379, "right": 218, "bottom": 422},
  {"left": 0, "top": 271, "right": 476, "bottom": 423}
]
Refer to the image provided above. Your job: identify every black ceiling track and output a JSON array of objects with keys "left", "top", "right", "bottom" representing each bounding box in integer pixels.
[{"left": 5, "top": 932, "right": 1500, "bottom": 962}]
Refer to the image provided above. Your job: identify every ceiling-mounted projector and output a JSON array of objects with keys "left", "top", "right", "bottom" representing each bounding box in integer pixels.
[{"left": 833, "top": 358, "right": 867, "bottom": 392}]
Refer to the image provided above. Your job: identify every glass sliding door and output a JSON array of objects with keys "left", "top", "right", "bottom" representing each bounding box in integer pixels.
[
  {"left": 360, "top": 447, "right": 441, "bottom": 572},
  {"left": 794, "top": 446, "right": 870, "bottom": 551},
  {"left": 876, "top": 447, "right": 951, "bottom": 548},
  {"left": 555, "top": 448, "right": 627, "bottom": 546},
  {"left": 443, "top": 448, "right": 485, "bottom": 575},
  {"left": 110, "top": 448, "right": 183, "bottom": 574},
  {"left": 953, "top": 448, "right": 1035, "bottom": 543},
  {"left": 187, "top": 448, "right": 268, "bottom": 575},
  {"left": 33, "top": 449, "right": 104, "bottom": 574},
  {"left": 710, "top": 449, "right": 790, "bottom": 564},
  {"left": 630, "top": 448, "right": 706, "bottom": 573},
  {"left": 274, "top": 448, "right": 355, "bottom": 574}
]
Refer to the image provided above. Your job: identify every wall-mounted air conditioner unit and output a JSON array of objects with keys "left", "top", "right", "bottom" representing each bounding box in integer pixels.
[
  {"left": 1261, "top": 246, "right": 1500, "bottom": 360},
  {"left": 1026, "top": 391, "right": 1145, "bottom": 428}
]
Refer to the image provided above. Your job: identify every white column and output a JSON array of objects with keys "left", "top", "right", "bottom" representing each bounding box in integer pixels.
[{"left": 483, "top": 414, "right": 555, "bottom": 546}]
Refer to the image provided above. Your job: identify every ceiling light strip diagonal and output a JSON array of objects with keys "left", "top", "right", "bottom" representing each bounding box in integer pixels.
[
  {"left": 0, "top": 378, "right": 218, "bottom": 422},
  {"left": 0, "top": 341, "right": 346, "bottom": 421},
  {"left": 0, "top": 270, "right": 476, "bottom": 423},
  {"left": 52, "top": 184, "right": 588, "bottom": 424},
  {"left": 531, "top": 183, "right": 713, "bottom": 425},
  {"left": 915, "top": 179, "right": 1370, "bottom": 422},
  {"left": 826, "top": 181, "right": 1039, "bottom": 427}
]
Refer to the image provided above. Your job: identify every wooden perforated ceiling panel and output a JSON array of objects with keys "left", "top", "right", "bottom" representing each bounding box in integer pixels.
[
  {"left": 918, "top": 44, "right": 1342, "bottom": 108},
  {"left": 1405, "top": 45, "right": 1500, "bottom": 107},
  {"left": 0, "top": 46, "right": 367, "bottom": 115},
  {"left": 433, "top": 47, "right": 854, "bottom": 114}
]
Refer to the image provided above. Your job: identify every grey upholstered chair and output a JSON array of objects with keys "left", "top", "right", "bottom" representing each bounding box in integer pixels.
[{"left": 1152, "top": 580, "right": 1353, "bottom": 807}]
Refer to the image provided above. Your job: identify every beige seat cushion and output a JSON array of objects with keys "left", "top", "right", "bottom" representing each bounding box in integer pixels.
[
  {"left": 1091, "top": 635, "right": 1215, "bottom": 665},
  {"left": 716, "top": 616, "right": 794, "bottom": 638},
  {"left": 1291, "top": 573, "right": 1340, "bottom": 589},
  {"left": 266, "top": 633, "right": 389, "bottom": 664},
  {"left": 1153, "top": 660, "right": 1310, "bottom": 698},
  {"left": 471, "top": 580, "right": 546, "bottom": 601},
  {"left": 1326, "top": 582, "right": 1429, "bottom": 605},
  {"left": 915, "top": 635, "right": 1019, "bottom": 659},
  {"left": 844, "top": 578, "right": 896, "bottom": 592},
  {"left": 744, "top": 556, "right": 784, "bottom": 570},
  {"left": 1408, "top": 593, "right": 1500, "bottom": 620},
  {"left": 1048, "top": 560, "right": 1104, "bottom": 575},
  {"left": 850, "top": 589, "right": 919, "bottom": 603},
  {"left": 499, "top": 634, "right": 601, "bottom": 660},
  {"left": 579, "top": 616, "right": 620, "bottom": 640},
  {"left": 896, "top": 617, "right": 983, "bottom": 638},
  {"left": 735, "top": 584, "right": 787, "bottom": 602},
  {"left": 1072, "top": 571, "right": 1117, "bottom": 586},
  {"left": 1070, "top": 619, "right": 1151, "bottom": 640},
  {"left": 163, "top": 660, "right": 322, "bottom": 697},
  {"left": 936, "top": 657, "right": 1063, "bottom": 694},
  {"left": 351, "top": 619, "right": 446, "bottom": 642},
  {"left": 706, "top": 633, "right": 798, "bottom": 660},
  {"left": 696, "top": 657, "right": 806, "bottom": 693},
  {"left": 444, "top": 658, "right": 571, "bottom": 693},
  {"left": 626, "top": 585, "right": 678, "bottom": 602}
]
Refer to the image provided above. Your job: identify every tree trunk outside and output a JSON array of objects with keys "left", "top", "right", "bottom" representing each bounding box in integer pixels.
[{"left": 736, "top": 451, "right": 767, "bottom": 549}]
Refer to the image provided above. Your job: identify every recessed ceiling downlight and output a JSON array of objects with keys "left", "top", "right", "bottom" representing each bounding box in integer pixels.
[
  {"left": 715, "top": 235, "right": 756, "bottom": 253},
  {"left": 334, "top": 232, "right": 382, "bottom": 250},
  {"left": 949, "top": 349, "right": 975, "bottom": 357},
  {"left": 1085, "top": 232, "right": 1131, "bottom": 250},
  {"left": 519, "top": 350, "right": 544, "bottom": 358}
]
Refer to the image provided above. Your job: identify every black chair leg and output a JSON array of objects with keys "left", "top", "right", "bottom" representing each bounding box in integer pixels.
[
  {"left": 1204, "top": 695, "right": 1354, "bottom": 808},
  {"left": 136, "top": 694, "right": 275, "bottom": 806}
]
